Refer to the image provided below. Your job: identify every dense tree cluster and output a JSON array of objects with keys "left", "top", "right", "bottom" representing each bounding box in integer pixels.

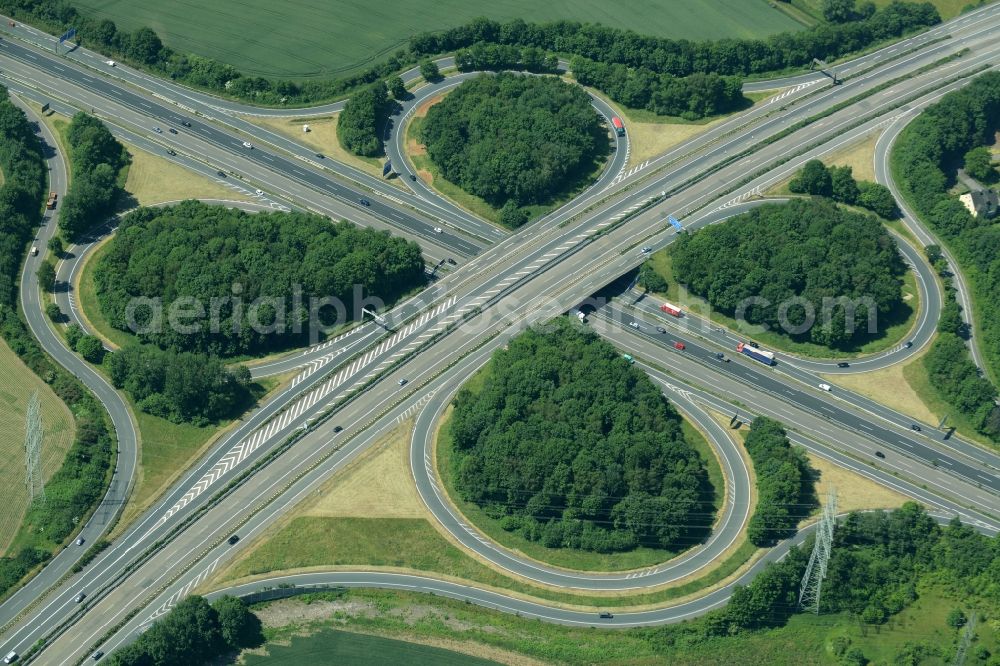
[
  {"left": 925, "top": 334, "right": 1000, "bottom": 438},
  {"left": 94, "top": 201, "right": 425, "bottom": 356},
  {"left": 743, "top": 418, "right": 816, "bottom": 547},
  {"left": 670, "top": 199, "right": 906, "bottom": 347},
  {"left": 892, "top": 71, "right": 1000, "bottom": 436},
  {"left": 59, "top": 113, "right": 129, "bottom": 240},
  {"left": 336, "top": 81, "right": 390, "bottom": 157},
  {"left": 420, "top": 74, "right": 607, "bottom": 214},
  {"left": 410, "top": 5, "right": 940, "bottom": 80},
  {"left": 964, "top": 145, "right": 997, "bottom": 183},
  {"left": 572, "top": 57, "right": 744, "bottom": 120},
  {"left": 109, "top": 595, "right": 263, "bottom": 666},
  {"left": 0, "top": 85, "right": 46, "bottom": 305},
  {"left": 0, "top": 1, "right": 939, "bottom": 112},
  {"left": 107, "top": 344, "right": 253, "bottom": 425},
  {"left": 0, "top": 86, "right": 113, "bottom": 598},
  {"left": 454, "top": 42, "right": 559, "bottom": 75},
  {"left": 705, "top": 502, "right": 996, "bottom": 639},
  {"left": 448, "top": 320, "right": 713, "bottom": 553},
  {"left": 788, "top": 159, "right": 899, "bottom": 218}
]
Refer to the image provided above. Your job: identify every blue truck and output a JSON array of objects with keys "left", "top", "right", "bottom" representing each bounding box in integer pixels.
[{"left": 736, "top": 341, "right": 775, "bottom": 366}]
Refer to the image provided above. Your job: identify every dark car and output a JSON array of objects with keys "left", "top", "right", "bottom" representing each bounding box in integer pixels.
[
  {"left": 656, "top": 326, "right": 666, "bottom": 334},
  {"left": 228, "top": 535, "right": 240, "bottom": 545},
  {"left": 75, "top": 592, "right": 86, "bottom": 603},
  {"left": 216, "top": 170, "right": 227, "bottom": 178},
  {"left": 359, "top": 198, "right": 371, "bottom": 206},
  {"left": 874, "top": 451, "right": 886, "bottom": 459},
  {"left": 748, "top": 341, "right": 760, "bottom": 348},
  {"left": 333, "top": 426, "right": 343, "bottom": 433},
  {"left": 837, "top": 362, "right": 850, "bottom": 368},
  {"left": 168, "top": 127, "right": 177, "bottom": 134},
  {"left": 446, "top": 258, "right": 457, "bottom": 265},
  {"left": 166, "top": 149, "right": 176, "bottom": 156},
  {"left": 599, "top": 612, "right": 614, "bottom": 619},
  {"left": 76, "top": 536, "right": 85, "bottom": 546},
  {"left": 910, "top": 424, "right": 922, "bottom": 432},
  {"left": 181, "top": 120, "right": 192, "bottom": 127},
  {"left": 92, "top": 652, "right": 104, "bottom": 661},
  {"left": 410, "top": 174, "right": 417, "bottom": 181},
  {"left": 904, "top": 340, "right": 913, "bottom": 348},
  {"left": 316, "top": 153, "right": 325, "bottom": 159}
]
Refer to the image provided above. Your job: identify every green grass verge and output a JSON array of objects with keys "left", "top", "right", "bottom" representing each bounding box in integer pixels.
[
  {"left": 224, "top": 515, "right": 758, "bottom": 608},
  {"left": 433, "top": 361, "right": 724, "bottom": 572},
  {"left": 406, "top": 111, "right": 608, "bottom": 229},
  {"left": 243, "top": 627, "right": 500, "bottom": 666},
  {"left": 646, "top": 249, "right": 919, "bottom": 360},
  {"left": 76, "top": 241, "right": 136, "bottom": 349},
  {"left": 902, "top": 350, "right": 997, "bottom": 451},
  {"left": 248, "top": 582, "right": 991, "bottom": 666},
  {"left": 70, "top": 0, "right": 803, "bottom": 81}
]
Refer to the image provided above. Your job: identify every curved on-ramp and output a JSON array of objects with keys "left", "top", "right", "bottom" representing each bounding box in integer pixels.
[{"left": 408, "top": 358, "right": 751, "bottom": 592}]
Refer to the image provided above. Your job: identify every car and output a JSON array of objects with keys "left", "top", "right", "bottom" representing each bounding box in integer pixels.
[
  {"left": 748, "top": 341, "right": 760, "bottom": 348},
  {"left": 76, "top": 536, "right": 85, "bottom": 546},
  {"left": 715, "top": 352, "right": 725, "bottom": 360},
  {"left": 410, "top": 174, "right": 417, "bottom": 181},
  {"left": 242, "top": 141, "right": 253, "bottom": 149},
  {"left": 837, "top": 362, "right": 850, "bottom": 368},
  {"left": 904, "top": 340, "right": 913, "bottom": 348},
  {"left": 433, "top": 227, "right": 443, "bottom": 234},
  {"left": 673, "top": 341, "right": 686, "bottom": 350},
  {"left": 181, "top": 120, "right": 192, "bottom": 127},
  {"left": 641, "top": 246, "right": 652, "bottom": 253},
  {"left": 106, "top": 60, "right": 116, "bottom": 67},
  {"left": 3, "top": 650, "right": 18, "bottom": 664},
  {"left": 446, "top": 258, "right": 457, "bottom": 265},
  {"left": 911, "top": 424, "right": 922, "bottom": 431},
  {"left": 75, "top": 592, "right": 86, "bottom": 603},
  {"left": 628, "top": 321, "right": 640, "bottom": 329},
  {"left": 30, "top": 246, "right": 38, "bottom": 256},
  {"left": 228, "top": 535, "right": 240, "bottom": 545},
  {"left": 874, "top": 451, "right": 886, "bottom": 459},
  {"left": 315, "top": 153, "right": 325, "bottom": 159},
  {"left": 398, "top": 378, "right": 408, "bottom": 386},
  {"left": 333, "top": 426, "right": 343, "bottom": 433},
  {"left": 599, "top": 612, "right": 614, "bottom": 619},
  {"left": 818, "top": 383, "right": 831, "bottom": 391},
  {"left": 92, "top": 652, "right": 104, "bottom": 661},
  {"left": 656, "top": 326, "right": 666, "bottom": 334},
  {"left": 153, "top": 127, "right": 162, "bottom": 133},
  {"left": 359, "top": 198, "right": 371, "bottom": 206},
  {"left": 254, "top": 188, "right": 263, "bottom": 196},
  {"left": 217, "top": 170, "right": 227, "bottom": 178},
  {"left": 166, "top": 149, "right": 176, "bottom": 156},
  {"left": 168, "top": 127, "right": 177, "bottom": 134}
]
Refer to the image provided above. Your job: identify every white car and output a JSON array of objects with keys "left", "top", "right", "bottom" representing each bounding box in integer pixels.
[
  {"left": 106, "top": 60, "right": 116, "bottom": 67},
  {"left": 433, "top": 227, "right": 443, "bottom": 234},
  {"left": 254, "top": 188, "right": 263, "bottom": 196},
  {"left": 629, "top": 321, "right": 640, "bottom": 330},
  {"left": 242, "top": 141, "right": 253, "bottom": 149},
  {"left": 818, "top": 383, "right": 831, "bottom": 392}
]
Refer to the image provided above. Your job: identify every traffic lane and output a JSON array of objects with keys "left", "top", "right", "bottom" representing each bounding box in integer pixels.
[
  {"left": 408, "top": 360, "right": 750, "bottom": 589},
  {"left": 0, "top": 100, "right": 139, "bottom": 629},
  {"left": 602, "top": 321, "right": 1000, "bottom": 520},
  {"left": 0, "top": 40, "right": 483, "bottom": 259},
  {"left": 875, "top": 111, "right": 988, "bottom": 377},
  {"left": 598, "top": 306, "right": 999, "bottom": 492}
]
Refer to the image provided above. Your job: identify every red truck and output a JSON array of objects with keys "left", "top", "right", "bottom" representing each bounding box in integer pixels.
[
  {"left": 660, "top": 302, "right": 682, "bottom": 317},
  {"left": 611, "top": 116, "right": 625, "bottom": 137}
]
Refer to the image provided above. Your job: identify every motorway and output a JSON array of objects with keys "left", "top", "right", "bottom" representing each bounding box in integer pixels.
[{"left": 0, "top": 3, "right": 998, "bottom": 661}]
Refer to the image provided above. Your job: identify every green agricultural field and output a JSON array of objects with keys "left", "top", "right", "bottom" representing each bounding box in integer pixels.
[
  {"left": 70, "top": 0, "right": 804, "bottom": 80},
  {"left": 244, "top": 628, "right": 501, "bottom": 666},
  {"left": 0, "top": 339, "right": 76, "bottom": 555}
]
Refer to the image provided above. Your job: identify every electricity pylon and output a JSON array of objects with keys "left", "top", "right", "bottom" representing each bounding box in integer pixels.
[{"left": 798, "top": 486, "right": 837, "bottom": 614}]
